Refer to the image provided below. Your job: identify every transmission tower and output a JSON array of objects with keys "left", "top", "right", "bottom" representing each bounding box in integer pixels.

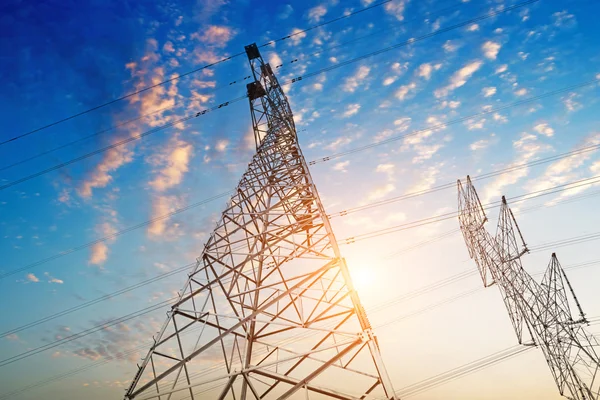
[
  {"left": 123, "top": 44, "right": 398, "bottom": 400},
  {"left": 457, "top": 175, "right": 600, "bottom": 400}
]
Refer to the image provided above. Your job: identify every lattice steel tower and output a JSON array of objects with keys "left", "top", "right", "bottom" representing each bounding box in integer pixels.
[
  {"left": 457, "top": 176, "right": 599, "bottom": 400},
  {"left": 124, "top": 44, "right": 398, "bottom": 400}
]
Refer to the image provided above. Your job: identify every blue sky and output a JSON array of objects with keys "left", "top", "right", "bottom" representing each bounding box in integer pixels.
[{"left": 1, "top": 0, "right": 600, "bottom": 398}]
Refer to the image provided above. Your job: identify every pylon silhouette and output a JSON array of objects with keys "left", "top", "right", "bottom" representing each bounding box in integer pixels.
[
  {"left": 124, "top": 44, "right": 398, "bottom": 400},
  {"left": 457, "top": 176, "right": 600, "bottom": 399}
]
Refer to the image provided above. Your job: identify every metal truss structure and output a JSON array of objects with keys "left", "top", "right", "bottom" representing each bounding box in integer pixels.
[
  {"left": 457, "top": 175, "right": 600, "bottom": 400},
  {"left": 124, "top": 44, "right": 398, "bottom": 400}
]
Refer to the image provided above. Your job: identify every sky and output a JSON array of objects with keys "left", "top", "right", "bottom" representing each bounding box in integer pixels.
[{"left": 1, "top": 0, "right": 600, "bottom": 398}]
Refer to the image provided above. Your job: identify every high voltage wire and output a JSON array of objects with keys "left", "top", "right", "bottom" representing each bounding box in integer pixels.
[
  {"left": 396, "top": 346, "right": 534, "bottom": 398},
  {"left": 2, "top": 133, "right": 598, "bottom": 282},
  {"left": 3, "top": 256, "right": 598, "bottom": 399},
  {"left": 0, "top": 0, "right": 543, "bottom": 191},
  {"left": 0, "top": 0, "right": 392, "bottom": 147},
  {"left": 0, "top": 0, "right": 474, "bottom": 173},
  {"left": 0, "top": 174, "right": 596, "bottom": 362},
  {"left": 3, "top": 219, "right": 599, "bottom": 371},
  {"left": 309, "top": 79, "right": 600, "bottom": 165},
  {"left": 339, "top": 175, "right": 600, "bottom": 244}
]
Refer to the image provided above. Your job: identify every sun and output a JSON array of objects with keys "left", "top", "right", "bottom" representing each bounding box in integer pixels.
[{"left": 349, "top": 266, "right": 376, "bottom": 294}]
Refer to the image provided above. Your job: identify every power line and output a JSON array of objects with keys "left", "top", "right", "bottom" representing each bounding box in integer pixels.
[
  {"left": 0, "top": 0, "right": 392, "bottom": 147},
  {"left": 0, "top": 0, "right": 473, "bottom": 174},
  {"left": 0, "top": 191, "right": 232, "bottom": 280},
  {"left": 339, "top": 175, "right": 600, "bottom": 244},
  {"left": 309, "top": 79, "right": 600, "bottom": 165},
  {"left": 0, "top": 0, "right": 542, "bottom": 192},
  {"left": 396, "top": 346, "right": 534, "bottom": 398}
]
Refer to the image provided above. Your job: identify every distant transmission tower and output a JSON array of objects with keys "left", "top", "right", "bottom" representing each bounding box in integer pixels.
[
  {"left": 124, "top": 44, "right": 398, "bottom": 400},
  {"left": 457, "top": 176, "right": 600, "bottom": 400}
]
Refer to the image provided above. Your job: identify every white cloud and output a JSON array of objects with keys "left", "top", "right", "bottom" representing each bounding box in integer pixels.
[
  {"left": 147, "top": 195, "right": 185, "bottom": 239},
  {"left": 534, "top": 123, "right": 554, "bottom": 137},
  {"left": 443, "top": 40, "right": 458, "bottom": 52},
  {"left": 194, "top": 25, "right": 235, "bottom": 47},
  {"left": 367, "top": 183, "right": 395, "bottom": 201},
  {"left": 394, "top": 117, "right": 411, "bottom": 132},
  {"left": 308, "top": 5, "right": 327, "bottom": 22},
  {"left": 89, "top": 242, "right": 109, "bottom": 266},
  {"left": 289, "top": 28, "right": 307, "bottom": 45},
  {"left": 409, "top": 165, "right": 442, "bottom": 193},
  {"left": 148, "top": 135, "right": 193, "bottom": 192},
  {"left": 333, "top": 161, "right": 350, "bottom": 172},
  {"left": 482, "top": 132, "right": 551, "bottom": 202},
  {"left": 514, "top": 88, "right": 528, "bottom": 96},
  {"left": 342, "top": 103, "right": 361, "bottom": 118},
  {"left": 384, "top": 0, "right": 407, "bottom": 21},
  {"left": 417, "top": 63, "right": 434, "bottom": 80},
  {"left": 467, "top": 23, "right": 479, "bottom": 31},
  {"left": 215, "top": 140, "right": 229, "bottom": 152},
  {"left": 26, "top": 273, "right": 39, "bottom": 283},
  {"left": 482, "top": 41, "right": 501, "bottom": 60},
  {"left": 395, "top": 82, "right": 417, "bottom": 100},
  {"left": 435, "top": 60, "right": 482, "bottom": 98},
  {"left": 470, "top": 139, "right": 490, "bottom": 151},
  {"left": 482, "top": 87, "right": 497, "bottom": 97},
  {"left": 268, "top": 52, "right": 282, "bottom": 68},
  {"left": 383, "top": 77, "right": 396, "bottom": 86},
  {"left": 343, "top": 65, "right": 370, "bottom": 92},
  {"left": 496, "top": 64, "right": 508, "bottom": 74},
  {"left": 412, "top": 143, "right": 443, "bottom": 163},
  {"left": 563, "top": 93, "right": 581, "bottom": 112},
  {"left": 553, "top": 10, "right": 576, "bottom": 28},
  {"left": 441, "top": 100, "right": 461, "bottom": 109},
  {"left": 466, "top": 118, "right": 486, "bottom": 130}
]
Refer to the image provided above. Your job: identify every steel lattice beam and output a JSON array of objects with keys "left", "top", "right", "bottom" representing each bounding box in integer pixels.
[
  {"left": 123, "top": 43, "right": 398, "bottom": 400},
  {"left": 457, "top": 175, "right": 600, "bottom": 400}
]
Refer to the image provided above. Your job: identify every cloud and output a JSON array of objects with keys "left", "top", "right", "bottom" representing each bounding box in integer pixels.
[
  {"left": 395, "top": 82, "right": 417, "bottom": 100},
  {"left": 467, "top": 23, "right": 479, "bottom": 31},
  {"left": 384, "top": 0, "right": 407, "bottom": 21},
  {"left": 5, "top": 334, "right": 18, "bottom": 341},
  {"left": 553, "top": 10, "right": 576, "bottom": 28},
  {"left": 289, "top": 28, "right": 307, "bottom": 45},
  {"left": 514, "top": 88, "right": 528, "bottom": 96},
  {"left": 394, "top": 117, "right": 411, "bottom": 132},
  {"left": 343, "top": 66, "right": 370, "bottom": 92},
  {"left": 78, "top": 145, "right": 134, "bottom": 198},
  {"left": 470, "top": 139, "right": 491, "bottom": 151},
  {"left": 268, "top": 51, "right": 282, "bottom": 68},
  {"left": 194, "top": 25, "right": 235, "bottom": 47},
  {"left": 435, "top": 60, "right": 482, "bottom": 98},
  {"left": 466, "top": 118, "right": 486, "bottom": 130},
  {"left": 89, "top": 242, "right": 109, "bottom": 266},
  {"left": 482, "top": 41, "right": 501, "bottom": 60},
  {"left": 409, "top": 165, "right": 442, "bottom": 193},
  {"left": 277, "top": 4, "right": 294, "bottom": 19},
  {"left": 417, "top": 63, "right": 440, "bottom": 80},
  {"left": 367, "top": 183, "right": 395, "bottom": 201},
  {"left": 44, "top": 272, "right": 64, "bottom": 284},
  {"left": 342, "top": 103, "right": 361, "bottom": 118},
  {"left": 482, "top": 133, "right": 551, "bottom": 202},
  {"left": 333, "top": 161, "right": 350, "bottom": 172},
  {"left": 443, "top": 40, "right": 458, "bottom": 52},
  {"left": 215, "top": 140, "right": 229, "bottom": 152},
  {"left": 412, "top": 143, "right": 442, "bottom": 163},
  {"left": 482, "top": 87, "right": 496, "bottom": 97},
  {"left": 496, "top": 64, "right": 508, "bottom": 74},
  {"left": 533, "top": 123, "right": 554, "bottom": 137},
  {"left": 563, "top": 93, "right": 581, "bottom": 112},
  {"left": 308, "top": 5, "right": 327, "bottom": 22},
  {"left": 148, "top": 135, "right": 193, "bottom": 192},
  {"left": 526, "top": 133, "right": 600, "bottom": 204},
  {"left": 147, "top": 195, "right": 185, "bottom": 239},
  {"left": 26, "top": 273, "right": 39, "bottom": 283}
]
